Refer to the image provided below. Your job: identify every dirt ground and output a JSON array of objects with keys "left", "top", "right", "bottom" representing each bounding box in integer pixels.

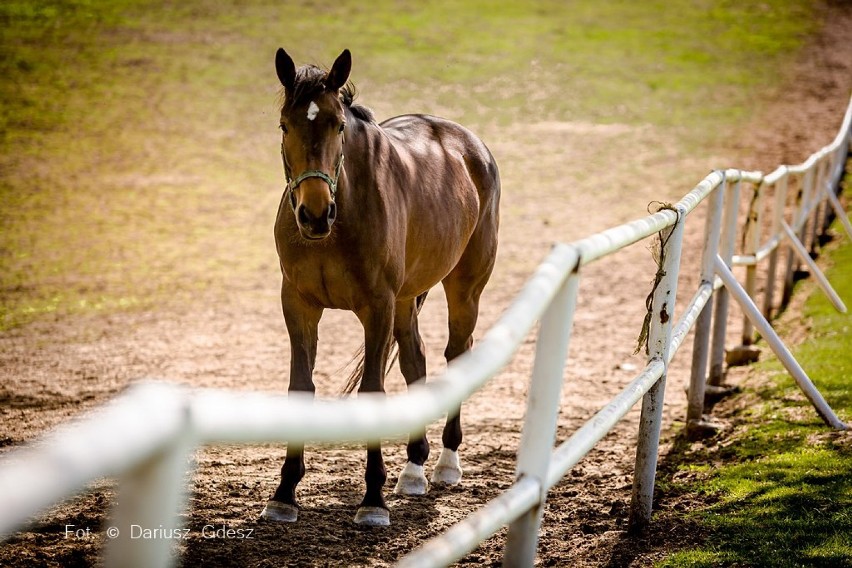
[{"left": 2, "top": 3, "right": 852, "bottom": 567}]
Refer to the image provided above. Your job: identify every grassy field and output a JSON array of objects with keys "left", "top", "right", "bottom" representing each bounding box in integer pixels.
[
  {"left": 660, "top": 210, "right": 852, "bottom": 566},
  {"left": 0, "top": 0, "right": 817, "bottom": 330}
]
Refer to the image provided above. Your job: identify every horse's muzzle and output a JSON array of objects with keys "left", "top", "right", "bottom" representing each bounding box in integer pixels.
[{"left": 296, "top": 202, "right": 336, "bottom": 240}]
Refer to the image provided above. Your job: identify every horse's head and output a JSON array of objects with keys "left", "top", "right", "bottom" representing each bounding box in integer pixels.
[{"left": 276, "top": 48, "right": 351, "bottom": 241}]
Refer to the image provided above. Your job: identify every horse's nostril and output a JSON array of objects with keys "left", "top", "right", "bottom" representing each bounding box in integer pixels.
[
  {"left": 297, "top": 205, "right": 311, "bottom": 227},
  {"left": 327, "top": 202, "right": 337, "bottom": 223}
]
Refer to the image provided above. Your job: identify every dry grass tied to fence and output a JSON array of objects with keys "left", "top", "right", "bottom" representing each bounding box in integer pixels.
[{"left": 635, "top": 201, "right": 679, "bottom": 355}]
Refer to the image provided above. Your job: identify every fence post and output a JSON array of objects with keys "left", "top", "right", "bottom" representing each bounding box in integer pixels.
[
  {"left": 824, "top": 115, "right": 852, "bottom": 238},
  {"left": 820, "top": 149, "right": 848, "bottom": 236},
  {"left": 782, "top": 169, "right": 814, "bottom": 309},
  {"left": 503, "top": 268, "right": 580, "bottom": 567},
  {"left": 800, "top": 165, "right": 815, "bottom": 245},
  {"left": 628, "top": 206, "right": 684, "bottom": 533},
  {"left": 762, "top": 172, "right": 788, "bottom": 319},
  {"left": 687, "top": 177, "right": 725, "bottom": 437},
  {"left": 708, "top": 179, "right": 741, "bottom": 387},
  {"left": 810, "top": 158, "right": 826, "bottom": 254},
  {"left": 105, "top": 412, "right": 195, "bottom": 568},
  {"left": 741, "top": 181, "right": 764, "bottom": 346}
]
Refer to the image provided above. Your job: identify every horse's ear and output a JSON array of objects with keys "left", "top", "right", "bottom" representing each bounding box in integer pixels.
[
  {"left": 326, "top": 49, "right": 351, "bottom": 92},
  {"left": 275, "top": 48, "right": 296, "bottom": 92}
]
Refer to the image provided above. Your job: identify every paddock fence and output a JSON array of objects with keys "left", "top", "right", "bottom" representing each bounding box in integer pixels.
[{"left": 1, "top": 95, "right": 850, "bottom": 568}]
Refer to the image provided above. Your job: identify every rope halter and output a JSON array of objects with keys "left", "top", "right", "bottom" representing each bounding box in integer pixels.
[{"left": 281, "top": 136, "right": 345, "bottom": 212}]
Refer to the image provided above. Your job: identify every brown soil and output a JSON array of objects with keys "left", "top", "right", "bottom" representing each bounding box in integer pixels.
[{"left": 2, "top": 3, "right": 851, "bottom": 567}]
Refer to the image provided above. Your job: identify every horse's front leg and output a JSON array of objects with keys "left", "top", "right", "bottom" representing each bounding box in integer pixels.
[
  {"left": 261, "top": 285, "right": 322, "bottom": 523},
  {"left": 353, "top": 300, "right": 395, "bottom": 526}
]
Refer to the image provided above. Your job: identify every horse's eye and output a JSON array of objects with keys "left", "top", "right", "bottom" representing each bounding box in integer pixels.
[
  {"left": 280, "top": 124, "right": 288, "bottom": 134},
  {"left": 338, "top": 123, "right": 345, "bottom": 134}
]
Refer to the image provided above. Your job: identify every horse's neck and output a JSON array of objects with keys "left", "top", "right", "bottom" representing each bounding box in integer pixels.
[{"left": 341, "top": 114, "right": 386, "bottom": 198}]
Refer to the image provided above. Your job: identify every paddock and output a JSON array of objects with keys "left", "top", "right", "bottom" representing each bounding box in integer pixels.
[{"left": 2, "top": 3, "right": 852, "bottom": 567}]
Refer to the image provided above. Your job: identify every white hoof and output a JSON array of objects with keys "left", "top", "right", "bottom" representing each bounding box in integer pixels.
[
  {"left": 431, "top": 448, "right": 463, "bottom": 485},
  {"left": 394, "top": 462, "right": 429, "bottom": 495},
  {"left": 259, "top": 500, "right": 298, "bottom": 522},
  {"left": 354, "top": 506, "right": 390, "bottom": 526}
]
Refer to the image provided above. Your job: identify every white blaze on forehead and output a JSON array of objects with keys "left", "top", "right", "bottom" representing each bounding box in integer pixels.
[{"left": 307, "top": 101, "right": 320, "bottom": 121}]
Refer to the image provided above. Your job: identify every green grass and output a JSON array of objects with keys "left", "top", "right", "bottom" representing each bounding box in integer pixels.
[
  {"left": 660, "top": 212, "right": 852, "bottom": 567},
  {"left": 0, "top": 0, "right": 818, "bottom": 329}
]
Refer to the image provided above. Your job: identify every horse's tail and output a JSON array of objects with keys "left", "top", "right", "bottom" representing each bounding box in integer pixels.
[{"left": 340, "top": 291, "right": 429, "bottom": 396}]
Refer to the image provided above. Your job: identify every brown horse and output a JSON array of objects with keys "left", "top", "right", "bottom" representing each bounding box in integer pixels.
[{"left": 260, "top": 48, "right": 500, "bottom": 527}]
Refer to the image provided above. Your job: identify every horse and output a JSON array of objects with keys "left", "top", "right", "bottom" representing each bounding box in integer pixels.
[{"left": 260, "top": 48, "right": 500, "bottom": 527}]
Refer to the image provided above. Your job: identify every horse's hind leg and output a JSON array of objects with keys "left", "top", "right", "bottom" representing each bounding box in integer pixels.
[
  {"left": 392, "top": 294, "right": 430, "bottom": 495},
  {"left": 434, "top": 243, "right": 496, "bottom": 486}
]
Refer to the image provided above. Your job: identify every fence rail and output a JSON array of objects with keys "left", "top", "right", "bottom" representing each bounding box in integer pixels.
[{"left": 1, "top": 96, "right": 850, "bottom": 567}]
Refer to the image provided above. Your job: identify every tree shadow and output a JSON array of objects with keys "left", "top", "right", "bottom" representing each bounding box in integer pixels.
[{"left": 601, "top": 427, "right": 852, "bottom": 567}]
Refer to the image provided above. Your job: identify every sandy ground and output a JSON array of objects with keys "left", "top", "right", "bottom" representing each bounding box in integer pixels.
[{"left": 1, "top": 3, "right": 851, "bottom": 567}]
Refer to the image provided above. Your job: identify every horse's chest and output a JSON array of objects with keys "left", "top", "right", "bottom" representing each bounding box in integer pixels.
[{"left": 282, "top": 257, "right": 359, "bottom": 309}]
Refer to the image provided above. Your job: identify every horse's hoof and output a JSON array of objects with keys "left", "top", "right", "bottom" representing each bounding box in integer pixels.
[
  {"left": 354, "top": 506, "right": 390, "bottom": 527},
  {"left": 394, "top": 462, "right": 429, "bottom": 495},
  {"left": 431, "top": 448, "right": 463, "bottom": 485},
  {"left": 259, "top": 500, "right": 298, "bottom": 523}
]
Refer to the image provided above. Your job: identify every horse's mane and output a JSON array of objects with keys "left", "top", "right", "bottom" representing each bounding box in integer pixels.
[
  {"left": 281, "top": 64, "right": 376, "bottom": 123},
  {"left": 340, "top": 83, "right": 375, "bottom": 123}
]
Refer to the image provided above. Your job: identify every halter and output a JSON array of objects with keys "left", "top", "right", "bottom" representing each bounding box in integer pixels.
[{"left": 282, "top": 139, "right": 345, "bottom": 212}]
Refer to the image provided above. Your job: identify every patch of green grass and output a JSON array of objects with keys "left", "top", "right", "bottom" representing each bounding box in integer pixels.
[
  {"left": 659, "top": 212, "right": 852, "bottom": 567},
  {"left": 0, "top": 0, "right": 819, "bottom": 329},
  {"left": 261, "top": 0, "right": 816, "bottom": 128}
]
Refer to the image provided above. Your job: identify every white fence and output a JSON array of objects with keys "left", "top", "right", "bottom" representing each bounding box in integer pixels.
[
  {"left": 1, "top": 96, "right": 850, "bottom": 567},
  {"left": 686, "top": 95, "right": 852, "bottom": 435}
]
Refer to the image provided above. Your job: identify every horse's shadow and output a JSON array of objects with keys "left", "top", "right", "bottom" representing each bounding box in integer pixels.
[{"left": 181, "top": 475, "right": 443, "bottom": 567}]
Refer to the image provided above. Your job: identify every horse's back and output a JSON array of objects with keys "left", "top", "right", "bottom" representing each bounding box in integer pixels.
[{"left": 380, "top": 114, "right": 500, "bottom": 217}]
